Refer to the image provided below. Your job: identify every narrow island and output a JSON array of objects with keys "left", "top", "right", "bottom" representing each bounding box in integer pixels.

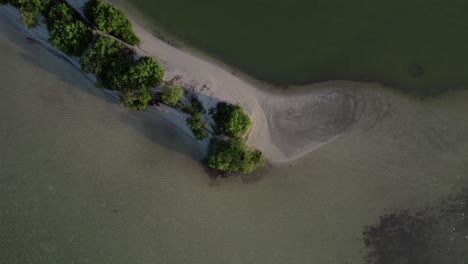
[{"left": 1, "top": 0, "right": 264, "bottom": 175}]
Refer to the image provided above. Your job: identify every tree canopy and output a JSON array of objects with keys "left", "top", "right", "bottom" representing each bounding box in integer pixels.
[
  {"left": 46, "top": 3, "right": 92, "bottom": 56},
  {"left": 208, "top": 138, "right": 264, "bottom": 174},
  {"left": 160, "top": 83, "right": 183, "bottom": 106},
  {"left": 84, "top": 0, "right": 139, "bottom": 45},
  {"left": 81, "top": 36, "right": 164, "bottom": 109},
  {"left": 80, "top": 35, "right": 134, "bottom": 90},
  {"left": 120, "top": 89, "right": 151, "bottom": 110},
  {"left": 213, "top": 102, "right": 251, "bottom": 138},
  {"left": 126, "top": 57, "right": 164, "bottom": 89}
]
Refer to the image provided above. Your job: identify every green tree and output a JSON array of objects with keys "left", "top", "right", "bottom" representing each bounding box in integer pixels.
[
  {"left": 46, "top": 3, "right": 92, "bottom": 56},
  {"left": 186, "top": 112, "right": 208, "bottom": 139},
  {"left": 80, "top": 36, "right": 134, "bottom": 90},
  {"left": 120, "top": 88, "right": 151, "bottom": 110},
  {"left": 84, "top": 0, "right": 139, "bottom": 45},
  {"left": 81, "top": 36, "right": 164, "bottom": 110},
  {"left": 161, "top": 83, "right": 183, "bottom": 106},
  {"left": 125, "top": 57, "right": 164, "bottom": 89},
  {"left": 208, "top": 138, "right": 264, "bottom": 174},
  {"left": 213, "top": 102, "right": 251, "bottom": 138}
]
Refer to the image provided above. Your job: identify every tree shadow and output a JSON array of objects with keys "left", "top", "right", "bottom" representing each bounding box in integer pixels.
[
  {"left": 4, "top": 17, "right": 269, "bottom": 183},
  {"left": 11, "top": 25, "right": 210, "bottom": 164}
]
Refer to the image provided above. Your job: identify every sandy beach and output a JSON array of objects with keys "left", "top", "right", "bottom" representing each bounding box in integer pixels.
[
  {"left": 72, "top": 0, "right": 393, "bottom": 163},
  {"left": 0, "top": 1, "right": 454, "bottom": 163},
  {"left": 2, "top": 3, "right": 468, "bottom": 263}
]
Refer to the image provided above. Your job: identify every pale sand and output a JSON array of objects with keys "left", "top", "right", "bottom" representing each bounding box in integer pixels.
[{"left": 1, "top": 1, "right": 400, "bottom": 163}]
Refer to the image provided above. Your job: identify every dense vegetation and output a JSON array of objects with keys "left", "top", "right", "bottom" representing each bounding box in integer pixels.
[
  {"left": 1, "top": 0, "right": 264, "bottom": 174},
  {"left": 208, "top": 101, "right": 264, "bottom": 174},
  {"left": 80, "top": 36, "right": 134, "bottom": 89},
  {"left": 160, "top": 83, "right": 183, "bottom": 106},
  {"left": 0, "top": 0, "right": 92, "bottom": 55},
  {"left": 80, "top": 36, "right": 163, "bottom": 109},
  {"left": 208, "top": 138, "right": 264, "bottom": 174},
  {"left": 84, "top": 0, "right": 139, "bottom": 45},
  {"left": 213, "top": 102, "right": 251, "bottom": 138},
  {"left": 46, "top": 3, "right": 92, "bottom": 56}
]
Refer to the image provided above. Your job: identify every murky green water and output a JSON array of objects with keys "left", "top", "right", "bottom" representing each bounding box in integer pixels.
[
  {"left": 123, "top": 0, "right": 468, "bottom": 94},
  {"left": 1, "top": 14, "right": 468, "bottom": 264}
]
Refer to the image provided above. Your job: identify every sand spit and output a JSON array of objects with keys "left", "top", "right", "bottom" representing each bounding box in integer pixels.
[
  {"left": 96, "top": 1, "right": 395, "bottom": 163},
  {"left": 2, "top": 1, "right": 395, "bottom": 163}
]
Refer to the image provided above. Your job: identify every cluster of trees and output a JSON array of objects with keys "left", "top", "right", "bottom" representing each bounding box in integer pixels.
[
  {"left": 0, "top": 0, "right": 92, "bottom": 55},
  {"left": 208, "top": 138, "right": 264, "bottom": 174},
  {"left": 208, "top": 102, "right": 264, "bottom": 174},
  {"left": 1, "top": 0, "right": 162, "bottom": 110},
  {"left": 1, "top": 0, "right": 265, "bottom": 174},
  {"left": 46, "top": 3, "right": 92, "bottom": 56},
  {"left": 84, "top": 0, "right": 139, "bottom": 45},
  {"left": 80, "top": 36, "right": 164, "bottom": 109}
]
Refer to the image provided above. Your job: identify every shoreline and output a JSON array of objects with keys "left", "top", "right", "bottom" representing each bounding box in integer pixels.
[
  {"left": 92, "top": 0, "right": 396, "bottom": 163},
  {"left": 0, "top": 1, "right": 409, "bottom": 164},
  {"left": 0, "top": 4, "right": 208, "bottom": 150}
]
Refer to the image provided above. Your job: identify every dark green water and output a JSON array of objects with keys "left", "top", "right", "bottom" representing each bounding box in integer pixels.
[{"left": 126, "top": 0, "right": 468, "bottom": 94}]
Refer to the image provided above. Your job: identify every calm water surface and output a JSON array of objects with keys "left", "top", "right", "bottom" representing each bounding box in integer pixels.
[
  {"left": 123, "top": 0, "right": 468, "bottom": 94},
  {"left": 1, "top": 17, "right": 468, "bottom": 264}
]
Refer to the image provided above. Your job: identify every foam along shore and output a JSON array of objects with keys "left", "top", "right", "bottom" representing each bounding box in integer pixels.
[{"left": 1, "top": 0, "right": 390, "bottom": 163}]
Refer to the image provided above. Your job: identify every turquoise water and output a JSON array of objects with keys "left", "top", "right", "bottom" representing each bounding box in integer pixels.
[{"left": 1, "top": 9, "right": 468, "bottom": 263}]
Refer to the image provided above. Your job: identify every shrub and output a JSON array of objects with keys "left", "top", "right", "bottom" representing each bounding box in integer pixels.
[
  {"left": 161, "top": 83, "right": 183, "bottom": 106},
  {"left": 126, "top": 57, "right": 164, "bottom": 89},
  {"left": 186, "top": 112, "right": 208, "bottom": 139},
  {"left": 84, "top": 0, "right": 139, "bottom": 45},
  {"left": 213, "top": 102, "right": 251, "bottom": 138},
  {"left": 190, "top": 96, "right": 204, "bottom": 113},
  {"left": 120, "top": 88, "right": 151, "bottom": 110},
  {"left": 13, "top": 0, "right": 50, "bottom": 28},
  {"left": 208, "top": 138, "right": 264, "bottom": 174},
  {"left": 181, "top": 104, "right": 192, "bottom": 114},
  {"left": 46, "top": 3, "right": 92, "bottom": 56},
  {"left": 181, "top": 97, "right": 204, "bottom": 115}
]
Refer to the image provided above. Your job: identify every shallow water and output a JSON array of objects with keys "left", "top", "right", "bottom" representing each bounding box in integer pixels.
[{"left": 1, "top": 15, "right": 468, "bottom": 264}]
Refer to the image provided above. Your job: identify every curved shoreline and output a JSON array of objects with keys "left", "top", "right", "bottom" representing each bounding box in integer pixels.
[
  {"left": 92, "top": 0, "right": 395, "bottom": 163},
  {"left": 0, "top": 1, "right": 401, "bottom": 163}
]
